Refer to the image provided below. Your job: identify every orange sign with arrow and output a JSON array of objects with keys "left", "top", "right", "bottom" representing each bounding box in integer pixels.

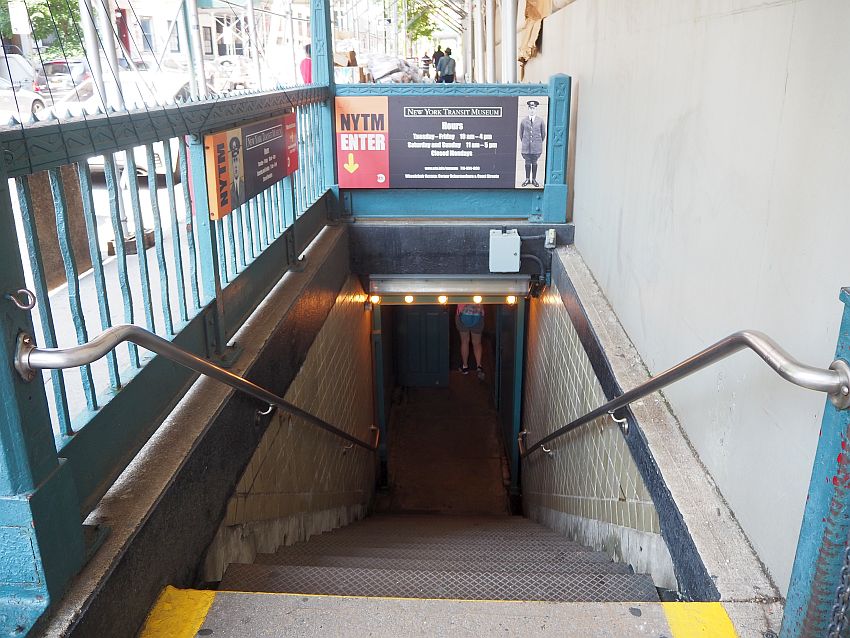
[{"left": 335, "top": 96, "right": 389, "bottom": 188}]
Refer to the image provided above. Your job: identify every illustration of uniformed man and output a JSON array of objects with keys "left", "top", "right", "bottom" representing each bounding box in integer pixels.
[
  {"left": 228, "top": 134, "right": 245, "bottom": 207},
  {"left": 518, "top": 99, "right": 546, "bottom": 187}
]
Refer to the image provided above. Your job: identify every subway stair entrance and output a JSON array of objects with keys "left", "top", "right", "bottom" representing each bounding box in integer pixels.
[{"left": 217, "top": 370, "right": 659, "bottom": 605}]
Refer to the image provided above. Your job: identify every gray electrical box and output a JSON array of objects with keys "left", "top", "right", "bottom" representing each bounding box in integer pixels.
[{"left": 489, "top": 229, "right": 521, "bottom": 272}]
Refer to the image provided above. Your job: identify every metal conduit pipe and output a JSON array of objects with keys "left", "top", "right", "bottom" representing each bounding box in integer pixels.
[
  {"left": 521, "top": 330, "right": 850, "bottom": 457},
  {"left": 14, "top": 326, "right": 380, "bottom": 452},
  {"left": 520, "top": 253, "right": 545, "bottom": 280}
]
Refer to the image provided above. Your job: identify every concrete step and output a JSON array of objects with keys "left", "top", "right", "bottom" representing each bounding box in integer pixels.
[
  {"left": 219, "top": 563, "right": 660, "bottom": 602},
  {"left": 252, "top": 553, "right": 634, "bottom": 574}
]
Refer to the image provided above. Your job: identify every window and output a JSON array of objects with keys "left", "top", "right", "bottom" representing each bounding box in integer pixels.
[
  {"left": 140, "top": 17, "right": 154, "bottom": 52},
  {"left": 167, "top": 20, "right": 181, "bottom": 52},
  {"left": 203, "top": 26, "right": 213, "bottom": 55}
]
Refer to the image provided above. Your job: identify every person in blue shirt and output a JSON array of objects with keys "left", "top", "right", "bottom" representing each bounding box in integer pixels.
[{"left": 436, "top": 47, "right": 456, "bottom": 83}]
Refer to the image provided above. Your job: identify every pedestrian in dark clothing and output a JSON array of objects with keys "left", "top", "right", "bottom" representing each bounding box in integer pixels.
[
  {"left": 435, "top": 47, "right": 455, "bottom": 83},
  {"left": 432, "top": 45, "right": 444, "bottom": 67}
]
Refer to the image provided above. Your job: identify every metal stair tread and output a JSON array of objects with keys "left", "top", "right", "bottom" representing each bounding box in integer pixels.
[
  {"left": 219, "top": 563, "right": 659, "bottom": 602},
  {"left": 277, "top": 535, "right": 591, "bottom": 550},
  {"left": 306, "top": 525, "right": 573, "bottom": 539},
  {"left": 251, "top": 553, "right": 633, "bottom": 574},
  {"left": 266, "top": 544, "right": 598, "bottom": 562},
  {"left": 351, "top": 515, "right": 541, "bottom": 525}
]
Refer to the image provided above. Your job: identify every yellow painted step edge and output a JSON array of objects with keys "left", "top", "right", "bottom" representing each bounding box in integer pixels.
[
  {"left": 139, "top": 586, "right": 215, "bottom": 638},
  {"left": 663, "top": 602, "right": 739, "bottom": 637},
  {"left": 138, "top": 588, "right": 739, "bottom": 638}
]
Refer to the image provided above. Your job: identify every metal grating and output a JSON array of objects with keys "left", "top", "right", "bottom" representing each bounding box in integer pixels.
[
  {"left": 221, "top": 515, "right": 660, "bottom": 603},
  {"left": 266, "top": 545, "right": 596, "bottom": 562},
  {"left": 253, "top": 554, "right": 631, "bottom": 574},
  {"left": 220, "top": 564, "right": 659, "bottom": 602},
  {"left": 278, "top": 534, "right": 591, "bottom": 550}
]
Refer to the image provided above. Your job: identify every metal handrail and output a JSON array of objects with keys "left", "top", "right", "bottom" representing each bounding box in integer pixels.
[
  {"left": 14, "top": 326, "right": 379, "bottom": 452},
  {"left": 522, "top": 330, "right": 850, "bottom": 458}
]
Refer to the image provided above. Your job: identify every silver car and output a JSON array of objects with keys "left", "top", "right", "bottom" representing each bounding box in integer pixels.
[{"left": 0, "top": 77, "right": 46, "bottom": 121}]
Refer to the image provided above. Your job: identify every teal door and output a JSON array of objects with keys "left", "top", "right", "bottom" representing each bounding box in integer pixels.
[{"left": 396, "top": 305, "right": 449, "bottom": 387}]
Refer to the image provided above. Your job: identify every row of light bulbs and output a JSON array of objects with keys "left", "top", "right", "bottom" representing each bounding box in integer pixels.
[{"left": 368, "top": 295, "right": 518, "bottom": 305}]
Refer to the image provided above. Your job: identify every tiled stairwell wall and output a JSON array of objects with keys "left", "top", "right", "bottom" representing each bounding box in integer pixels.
[
  {"left": 203, "top": 276, "right": 376, "bottom": 581},
  {"left": 523, "top": 284, "right": 676, "bottom": 589}
]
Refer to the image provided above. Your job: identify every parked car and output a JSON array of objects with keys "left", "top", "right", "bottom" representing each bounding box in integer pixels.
[
  {"left": 0, "top": 53, "right": 37, "bottom": 88},
  {"left": 33, "top": 59, "right": 91, "bottom": 101},
  {"left": 0, "top": 77, "right": 46, "bottom": 121},
  {"left": 34, "top": 57, "right": 150, "bottom": 102}
]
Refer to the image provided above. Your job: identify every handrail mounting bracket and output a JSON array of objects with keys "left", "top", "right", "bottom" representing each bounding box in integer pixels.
[
  {"left": 829, "top": 359, "right": 850, "bottom": 410},
  {"left": 14, "top": 332, "right": 36, "bottom": 383}
]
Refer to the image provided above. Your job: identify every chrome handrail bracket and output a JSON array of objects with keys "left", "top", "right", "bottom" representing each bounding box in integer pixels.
[
  {"left": 608, "top": 410, "right": 629, "bottom": 435},
  {"left": 14, "top": 332, "right": 36, "bottom": 383},
  {"left": 829, "top": 359, "right": 850, "bottom": 410}
]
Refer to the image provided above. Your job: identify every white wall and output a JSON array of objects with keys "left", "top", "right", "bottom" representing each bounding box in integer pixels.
[{"left": 522, "top": 0, "right": 850, "bottom": 595}]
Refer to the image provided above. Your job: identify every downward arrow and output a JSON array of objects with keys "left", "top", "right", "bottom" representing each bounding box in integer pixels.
[{"left": 343, "top": 153, "right": 359, "bottom": 173}]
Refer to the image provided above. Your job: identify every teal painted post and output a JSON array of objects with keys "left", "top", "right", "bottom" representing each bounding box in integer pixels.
[
  {"left": 187, "top": 134, "right": 227, "bottom": 356},
  {"left": 541, "top": 74, "right": 571, "bottom": 223},
  {"left": 0, "top": 166, "right": 85, "bottom": 632},
  {"left": 311, "top": 0, "right": 339, "bottom": 214},
  {"left": 371, "top": 305, "right": 387, "bottom": 466},
  {"left": 510, "top": 298, "right": 526, "bottom": 494},
  {"left": 782, "top": 288, "right": 850, "bottom": 638}
]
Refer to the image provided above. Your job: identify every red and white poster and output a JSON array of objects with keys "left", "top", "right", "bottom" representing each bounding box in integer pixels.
[{"left": 335, "top": 96, "right": 390, "bottom": 189}]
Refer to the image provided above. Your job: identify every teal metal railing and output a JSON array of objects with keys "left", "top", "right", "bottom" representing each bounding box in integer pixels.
[{"left": 0, "top": 83, "right": 335, "bottom": 633}]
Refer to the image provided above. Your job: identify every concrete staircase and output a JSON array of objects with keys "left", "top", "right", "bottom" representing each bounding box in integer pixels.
[{"left": 218, "top": 514, "right": 659, "bottom": 602}]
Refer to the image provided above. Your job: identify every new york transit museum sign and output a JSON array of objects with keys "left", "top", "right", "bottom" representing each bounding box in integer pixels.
[
  {"left": 335, "top": 95, "right": 549, "bottom": 190},
  {"left": 204, "top": 113, "right": 299, "bottom": 220}
]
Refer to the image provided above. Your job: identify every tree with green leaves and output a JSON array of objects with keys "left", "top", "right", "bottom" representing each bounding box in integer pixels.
[
  {"left": 406, "top": 0, "right": 435, "bottom": 44},
  {"left": 1, "top": 0, "right": 14, "bottom": 40},
  {"left": 22, "top": 0, "right": 83, "bottom": 58}
]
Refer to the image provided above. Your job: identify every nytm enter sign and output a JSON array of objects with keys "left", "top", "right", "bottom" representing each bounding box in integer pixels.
[{"left": 335, "top": 96, "right": 389, "bottom": 188}]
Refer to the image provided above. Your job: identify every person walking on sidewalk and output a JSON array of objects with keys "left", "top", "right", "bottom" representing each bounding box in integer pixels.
[
  {"left": 436, "top": 47, "right": 456, "bottom": 83},
  {"left": 300, "top": 44, "right": 312, "bottom": 84},
  {"left": 432, "top": 45, "right": 444, "bottom": 68}
]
